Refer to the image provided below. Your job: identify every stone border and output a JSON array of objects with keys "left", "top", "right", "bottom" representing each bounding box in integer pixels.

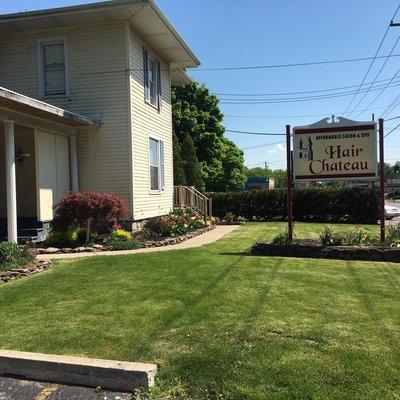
[
  {"left": 251, "top": 242, "right": 400, "bottom": 263},
  {"left": 0, "top": 349, "right": 156, "bottom": 391},
  {"left": 0, "top": 260, "right": 52, "bottom": 283},
  {"left": 36, "top": 226, "right": 216, "bottom": 255}
]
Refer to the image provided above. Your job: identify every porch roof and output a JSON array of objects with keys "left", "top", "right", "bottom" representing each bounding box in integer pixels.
[{"left": 0, "top": 86, "right": 100, "bottom": 127}]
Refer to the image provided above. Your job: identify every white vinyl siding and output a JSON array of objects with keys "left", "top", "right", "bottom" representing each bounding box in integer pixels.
[
  {"left": 129, "top": 26, "right": 173, "bottom": 220},
  {"left": 0, "top": 23, "right": 132, "bottom": 214},
  {"left": 37, "top": 37, "right": 69, "bottom": 98}
]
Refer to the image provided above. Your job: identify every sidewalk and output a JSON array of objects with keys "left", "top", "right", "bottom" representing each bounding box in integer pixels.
[{"left": 37, "top": 225, "right": 241, "bottom": 261}]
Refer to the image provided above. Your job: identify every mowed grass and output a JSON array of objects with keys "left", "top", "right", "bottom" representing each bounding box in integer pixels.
[{"left": 0, "top": 222, "right": 399, "bottom": 399}]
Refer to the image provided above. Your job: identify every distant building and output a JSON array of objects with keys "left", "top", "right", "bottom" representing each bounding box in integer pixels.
[{"left": 244, "top": 177, "right": 275, "bottom": 191}]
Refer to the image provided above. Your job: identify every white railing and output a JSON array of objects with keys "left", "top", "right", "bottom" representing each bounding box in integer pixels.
[{"left": 173, "top": 186, "right": 212, "bottom": 225}]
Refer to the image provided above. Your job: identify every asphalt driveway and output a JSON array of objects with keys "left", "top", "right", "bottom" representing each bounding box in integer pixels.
[{"left": 0, "top": 376, "right": 132, "bottom": 400}]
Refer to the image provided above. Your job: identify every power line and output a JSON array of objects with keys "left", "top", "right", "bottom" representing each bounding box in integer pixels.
[
  {"left": 191, "top": 53, "right": 400, "bottom": 71},
  {"left": 349, "top": 34, "right": 400, "bottom": 116},
  {"left": 343, "top": 2, "right": 400, "bottom": 115},
  {"left": 384, "top": 121, "right": 400, "bottom": 137},
  {"left": 354, "top": 64, "right": 400, "bottom": 118},
  {"left": 218, "top": 79, "right": 400, "bottom": 104},
  {"left": 242, "top": 140, "right": 285, "bottom": 150},
  {"left": 226, "top": 129, "right": 284, "bottom": 136},
  {"left": 214, "top": 76, "right": 400, "bottom": 97},
  {"left": 223, "top": 105, "right": 389, "bottom": 120}
]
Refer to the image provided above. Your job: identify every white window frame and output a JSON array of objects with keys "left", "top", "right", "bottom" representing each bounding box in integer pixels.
[
  {"left": 149, "top": 137, "right": 165, "bottom": 193},
  {"left": 143, "top": 48, "right": 162, "bottom": 110},
  {"left": 37, "top": 36, "right": 69, "bottom": 99}
]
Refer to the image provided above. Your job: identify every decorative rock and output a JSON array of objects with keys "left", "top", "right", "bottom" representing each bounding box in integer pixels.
[
  {"left": 74, "top": 247, "right": 87, "bottom": 253},
  {"left": 92, "top": 244, "right": 105, "bottom": 250},
  {"left": 61, "top": 248, "right": 72, "bottom": 253},
  {"left": 43, "top": 247, "right": 60, "bottom": 254}
]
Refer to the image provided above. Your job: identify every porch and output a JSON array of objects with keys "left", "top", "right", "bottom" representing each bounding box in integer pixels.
[{"left": 0, "top": 86, "right": 99, "bottom": 242}]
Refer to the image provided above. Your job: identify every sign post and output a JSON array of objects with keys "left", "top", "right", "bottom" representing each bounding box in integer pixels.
[
  {"left": 379, "top": 118, "right": 385, "bottom": 243},
  {"left": 286, "top": 124, "right": 293, "bottom": 241}
]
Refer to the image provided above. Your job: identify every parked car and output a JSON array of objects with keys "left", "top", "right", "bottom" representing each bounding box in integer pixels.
[{"left": 385, "top": 205, "right": 400, "bottom": 220}]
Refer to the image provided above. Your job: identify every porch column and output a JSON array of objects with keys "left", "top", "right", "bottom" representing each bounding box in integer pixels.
[
  {"left": 69, "top": 136, "right": 79, "bottom": 192},
  {"left": 4, "top": 121, "right": 17, "bottom": 243}
]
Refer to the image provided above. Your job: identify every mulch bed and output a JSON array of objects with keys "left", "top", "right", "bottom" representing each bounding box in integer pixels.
[
  {"left": 35, "top": 225, "right": 216, "bottom": 255},
  {"left": 251, "top": 240, "right": 400, "bottom": 263}
]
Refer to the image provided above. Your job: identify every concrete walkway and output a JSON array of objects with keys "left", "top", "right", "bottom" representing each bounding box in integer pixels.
[{"left": 37, "top": 225, "right": 241, "bottom": 261}]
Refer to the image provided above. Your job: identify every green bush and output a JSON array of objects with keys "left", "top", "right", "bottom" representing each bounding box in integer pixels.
[
  {"left": 209, "top": 188, "right": 379, "bottom": 224},
  {"left": 224, "top": 212, "right": 236, "bottom": 222},
  {"left": 106, "top": 239, "right": 142, "bottom": 250},
  {"left": 45, "top": 230, "right": 78, "bottom": 248},
  {"left": 108, "top": 229, "right": 132, "bottom": 241},
  {"left": 272, "top": 231, "right": 292, "bottom": 245},
  {"left": 318, "top": 226, "right": 379, "bottom": 247},
  {"left": 0, "top": 242, "right": 35, "bottom": 271},
  {"left": 188, "top": 219, "right": 205, "bottom": 229},
  {"left": 386, "top": 225, "right": 400, "bottom": 247},
  {"left": 318, "top": 227, "right": 343, "bottom": 246}
]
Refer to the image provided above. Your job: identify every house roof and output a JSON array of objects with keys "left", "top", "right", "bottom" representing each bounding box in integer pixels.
[
  {"left": 0, "top": 86, "right": 100, "bottom": 127},
  {"left": 0, "top": 0, "right": 200, "bottom": 70}
]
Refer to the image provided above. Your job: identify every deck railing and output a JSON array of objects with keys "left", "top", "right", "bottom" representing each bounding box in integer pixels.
[{"left": 173, "top": 186, "right": 212, "bottom": 225}]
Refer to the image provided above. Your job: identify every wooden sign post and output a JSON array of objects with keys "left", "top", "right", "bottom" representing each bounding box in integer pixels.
[
  {"left": 379, "top": 118, "right": 385, "bottom": 243},
  {"left": 286, "top": 124, "right": 293, "bottom": 241}
]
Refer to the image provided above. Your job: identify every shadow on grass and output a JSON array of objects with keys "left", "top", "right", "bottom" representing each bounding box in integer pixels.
[
  {"left": 218, "top": 251, "right": 252, "bottom": 256},
  {"left": 346, "top": 260, "right": 400, "bottom": 362},
  {"left": 157, "top": 258, "right": 284, "bottom": 399}
]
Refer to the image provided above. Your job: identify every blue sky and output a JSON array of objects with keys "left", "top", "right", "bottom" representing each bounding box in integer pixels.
[{"left": 2, "top": 0, "right": 400, "bottom": 169}]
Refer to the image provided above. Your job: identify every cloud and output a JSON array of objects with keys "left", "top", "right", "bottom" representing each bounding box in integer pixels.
[{"left": 267, "top": 143, "right": 285, "bottom": 155}]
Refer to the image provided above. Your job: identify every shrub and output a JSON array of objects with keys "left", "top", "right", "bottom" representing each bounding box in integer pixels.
[
  {"left": 272, "top": 231, "right": 292, "bottom": 245},
  {"left": 143, "top": 217, "right": 170, "bottom": 236},
  {"left": 224, "top": 212, "right": 236, "bottom": 223},
  {"left": 0, "top": 242, "right": 35, "bottom": 271},
  {"left": 52, "top": 192, "right": 129, "bottom": 242},
  {"left": 318, "top": 227, "right": 343, "bottom": 246},
  {"left": 106, "top": 239, "right": 142, "bottom": 250},
  {"left": 209, "top": 188, "right": 379, "bottom": 224},
  {"left": 108, "top": 229, "right": 132, "bottom": 241},
  {"left": 45, "top": 230, "right": 78, "bottom": 248},
  {"left": 386, "top": 225, "right": 400, "bottom": 247},
  {"left": 319, "top": 226, "right": 379, "bottom": 247},
  {"left": 188, "top": 218, "right": 205, "bottom": 229}
]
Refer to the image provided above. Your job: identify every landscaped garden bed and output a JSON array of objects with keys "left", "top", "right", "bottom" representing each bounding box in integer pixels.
[{"left": 251, "top": 225, "right": 400, "bottom": 262}]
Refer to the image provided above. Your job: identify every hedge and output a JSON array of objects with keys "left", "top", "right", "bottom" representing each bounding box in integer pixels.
[{"left": 209, "top": 188, "right": 379, "bottom": 224}]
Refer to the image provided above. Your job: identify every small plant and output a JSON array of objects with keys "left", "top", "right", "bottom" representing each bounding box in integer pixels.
[
  {"left": 106, "top": 239, "right": 142, "bottom": 250},
  {"left": 188, "top": 218, "right": 205, "bottom": 229},
  {"left": 0, "top": 242, "right": 35, "bottom": 271},
  {"left": 45, "top": 230, "right": 78, "bottom": 248},
  {"left": 318, "top": 227, "right": 343, "bottom": 247},
  {"left": 224, "top": 212, "right": 236, "bottom": 223},
  {"left": 272, "top": 230, "right": 292, "bottom": 245},
  {"left": 143, "top": 217, "right": 170, "bottom": 236},
  {"left": 108, "top": 228, "right": 132, "bottom": 241},
  {"left": 386, "top": 225, "right": 400, "bottom": 247}
]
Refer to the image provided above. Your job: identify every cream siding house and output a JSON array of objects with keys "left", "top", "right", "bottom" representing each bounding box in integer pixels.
[{"left": 0, "top": 0, "right": 200, "bottom": 242}]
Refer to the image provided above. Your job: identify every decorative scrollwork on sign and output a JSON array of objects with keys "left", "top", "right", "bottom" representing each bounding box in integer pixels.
[{"left": 327, "top": 115, "right": 340, "bottom": 124}]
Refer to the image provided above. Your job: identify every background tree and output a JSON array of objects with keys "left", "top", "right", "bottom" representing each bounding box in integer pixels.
[
  {"left": 244, "top": 166, "right": 287, "bottom": 188},
  {"left": 181, "top": 132, "right": 204, "bottom": 190},
  {"left": 173, "top": 132, "right": 186, "bottom": 185},
  {"left": 172, "top": 81, "right": 246, "bottom": 192}
]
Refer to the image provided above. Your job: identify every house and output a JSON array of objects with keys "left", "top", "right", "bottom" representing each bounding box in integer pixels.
[{"left": 0, "top": 0, "right": 200, "bottom": 242}]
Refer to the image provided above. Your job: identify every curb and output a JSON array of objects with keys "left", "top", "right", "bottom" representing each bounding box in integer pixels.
[{"left": 0, "top": 350, "right": 156, "bottom": 392}]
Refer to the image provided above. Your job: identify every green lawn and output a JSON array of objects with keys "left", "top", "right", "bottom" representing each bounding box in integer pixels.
[{"left": 0, "top": 222, "right": 399, "bottom": 400}]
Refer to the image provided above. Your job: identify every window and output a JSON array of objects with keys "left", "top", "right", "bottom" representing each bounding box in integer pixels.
[
  {"left": 149, "top": 138, "right": 165, "bottom": 191},
  {"left": 38, "top": 37, "right": 68, "bottom": 98},
  {"left": 143, "top": 48, "right": 162, "bottom": 110}
]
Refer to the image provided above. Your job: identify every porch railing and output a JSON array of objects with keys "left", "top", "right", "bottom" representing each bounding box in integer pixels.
[{"left": 173, "top": 186, "right": 212, "bottom": 225}]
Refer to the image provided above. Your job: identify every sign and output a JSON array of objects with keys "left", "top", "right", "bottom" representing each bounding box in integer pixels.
[{"left": 292, "top": 116, "right": 377, "bottom": 181}]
